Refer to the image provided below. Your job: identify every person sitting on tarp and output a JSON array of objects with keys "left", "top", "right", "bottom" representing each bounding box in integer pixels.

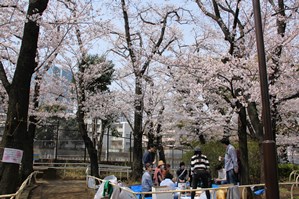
[
  {"left": 160, "top": 173, "right": 179, "bottom": 199},
  {"left": 142, "top": 163, "right": 154, "bottom": 197},
  {"left": 176, "top": 162, "right": 188, "bottom": 183}
]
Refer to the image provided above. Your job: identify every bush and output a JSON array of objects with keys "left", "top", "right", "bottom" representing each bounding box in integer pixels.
[{"left": 278, "top": 163, "right": 299, "bottom": 181}]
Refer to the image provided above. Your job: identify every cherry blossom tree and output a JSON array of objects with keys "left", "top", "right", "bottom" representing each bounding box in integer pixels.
[
  {"left": 106, "top": 0, "right": 187, "bottom": 179},
  {"left": 178, "top": 0, "right": 299, "bottom": 183},
  {"left": 0, "top": 0, "right": 49, "bottom": 194}
]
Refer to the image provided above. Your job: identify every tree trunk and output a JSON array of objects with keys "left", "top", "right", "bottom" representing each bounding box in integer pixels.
[
  {"left": 76, "top": 62, "right": 99, "bottom": 177},
  {"left": 247, "top": 102, "right": 264, "bottom": 182},
  {"left": 20, "top": 116, "right": 36, "bottom": 182},
  {"left": 148, "top": 121, "right": 155, "bottom": 148},
  {"left": 237, "top": 103, "right": 249, "bottom": 185},
  {"left": 0, "top": 0, "right": 49, "bottom": 194},
  {"left": 97, "top": 119, "right": 110, "bottom": 162},
  {"left": 97, "top": 119, "right": 104, "bottom": 162},
  {"left": 132, "top": 77, "right": 143, "bottom": 180},
  {"left": 157, "top": 134, "right": 166, "bottom": 164},
  {"left": 77, "top": 111, "right": 99, "bottom": 178},
  {"left": 21, "top": 75, "right": 41, "bottom": 181}
]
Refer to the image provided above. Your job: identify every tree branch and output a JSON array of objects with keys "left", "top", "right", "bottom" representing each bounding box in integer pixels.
[
  {"left": 277, "top": 92, "right": 299, "bottom": 104},
  {"left": 140, "top": 10, "right": 178, "bottom": 75},
  {"left": 195, "top": 0, "right": 232, "bottom": 43},
  {"left": 121, "top": 0, "right": 137, "bottom": 73},
  {"left": 0, "top": 61, "right": 11, "bottom": 93}
]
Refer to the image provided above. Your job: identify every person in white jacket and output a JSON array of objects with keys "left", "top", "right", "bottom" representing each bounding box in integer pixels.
[{"left": 160, "top": 173, "right": 179, "bottom": 199}]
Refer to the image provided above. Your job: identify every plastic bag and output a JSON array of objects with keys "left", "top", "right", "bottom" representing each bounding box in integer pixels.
[
  {"left": 94, "top": 183, "right": 105, "bottom": 199},
  {"left": 94, "top": 175, "right": 118, "bottom": 199},
  {"left": 88, "top": 177, "right": 97, "bottom": 189}
]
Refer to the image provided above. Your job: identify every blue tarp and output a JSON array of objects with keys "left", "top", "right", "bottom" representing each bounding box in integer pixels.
[
  {"left": 254, "top": 189, "right": 265, "bottom": 195},
  {"left": 129, "top": 185, "right": 152, "bottom": 199}
]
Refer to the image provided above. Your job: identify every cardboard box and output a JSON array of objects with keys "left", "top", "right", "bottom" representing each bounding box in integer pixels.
[{"left": 152, "top": 186, "right": 173, "bottom": 199}]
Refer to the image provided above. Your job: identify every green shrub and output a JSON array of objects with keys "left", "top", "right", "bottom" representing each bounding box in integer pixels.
[
  {"left": 278, "top": 163, "right": 299, "bottom": 181},
  {"left": 247, "top": 141, "right": 261, "bottom": 183}
]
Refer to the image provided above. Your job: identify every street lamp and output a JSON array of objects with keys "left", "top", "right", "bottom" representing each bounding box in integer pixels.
[{"left": 252, "top": 0, "right": 280, "bottom": 198}]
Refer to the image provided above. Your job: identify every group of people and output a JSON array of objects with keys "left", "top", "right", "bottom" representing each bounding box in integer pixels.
[
  {"left": 141, "top": 145, "right": 178, "bottom": 197},
  {"left": 190, "top": 137, "right": 239, "bottom": 199},
  {"left": 141, "top": 137, "right": 239, "bottom": 199}
]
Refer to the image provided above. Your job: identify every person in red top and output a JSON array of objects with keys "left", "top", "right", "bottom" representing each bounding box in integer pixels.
[{"left": 153, "top": 160, "right": 164, "bottom": 186}]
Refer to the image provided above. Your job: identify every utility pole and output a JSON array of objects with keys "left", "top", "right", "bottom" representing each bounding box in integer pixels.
[
  {"left": 130, "top": 131, "right": 132, "bottom": 164},
  {"left": 54, "top": 121, "right": 59, "bottom": 161},
  {"left": 252, "top": 0, "right": 280, "bottom": 198}
]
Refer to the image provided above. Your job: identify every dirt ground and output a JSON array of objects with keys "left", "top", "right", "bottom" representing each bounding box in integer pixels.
[
  {"left": 22, "top": 179, "right": 299, "bottom": 199},
  {"left": 26, "top": 180, "right": 95, "bottom": 199}
]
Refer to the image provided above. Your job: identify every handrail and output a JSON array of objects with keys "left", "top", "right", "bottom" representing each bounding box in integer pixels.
[
  {"left": 34, "top": 163, "right": 132, "bottom": 179},
  {"left": 86, "top": 176, "right": 299, "bottom": 199},
  {"left": 0, "top": 171, "right": 42, "bottom": 199},
  {"left": 289, "top": 170, "right": 299, "bottom": 182},
  {"left": 33, "top": 162, "right": 131, "bottom": 169}
]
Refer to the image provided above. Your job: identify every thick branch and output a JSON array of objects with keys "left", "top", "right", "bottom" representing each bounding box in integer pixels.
[
  {"left": 121, "top": 0, "right": 137, "bottom": 72},
  {"left": 0, "top": 61, "right": 11, "bottom": 93},
  {"left": 195, "top": 0, "right": 232, "bottom": 43},
  {"left": 277, "top": 92, "right": 299, "bottom": 104},
  {"left": 140, "top": 11, "right": 178, "bottom": 75}
]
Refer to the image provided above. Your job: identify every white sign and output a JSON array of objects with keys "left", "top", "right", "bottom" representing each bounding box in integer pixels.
[{"left": 2, "top": 148, "right": 23, "bottom": 164}]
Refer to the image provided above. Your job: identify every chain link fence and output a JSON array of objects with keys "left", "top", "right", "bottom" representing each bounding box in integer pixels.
[{"left": 33, "top": 139, "right": 186, "bottom": 169}]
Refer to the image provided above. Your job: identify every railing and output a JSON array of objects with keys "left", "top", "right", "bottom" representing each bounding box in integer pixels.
[
  {"left": 86, "top": 175, "right": 299, "bottom": 199},
  {"left": 0, "top": 171, "right": 41, "bottom": 199},
  {"left": 33, "top": 162, "right": 132, "bottom": 179},
  {"left": 289, "top": 170, "right": 299, "bottom": 199}
]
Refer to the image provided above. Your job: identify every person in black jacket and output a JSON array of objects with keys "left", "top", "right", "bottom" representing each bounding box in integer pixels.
[{"left": 176, "top": 162, "right": 188, "bottom": 183}]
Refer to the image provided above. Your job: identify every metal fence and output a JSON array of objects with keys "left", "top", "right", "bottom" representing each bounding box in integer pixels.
[{"left": 33, "top": 140, "right": 185, "bottom": 169}]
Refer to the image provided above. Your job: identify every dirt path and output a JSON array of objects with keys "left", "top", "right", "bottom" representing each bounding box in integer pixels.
[{"left": 27, "top": 180, "right": 95, "bottom": 199}]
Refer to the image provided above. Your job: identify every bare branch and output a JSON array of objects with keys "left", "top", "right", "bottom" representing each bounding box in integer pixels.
[
  {"left": 141, "top": 10, "right": 178, "bottom": 74},
  {"left": 35, "top": 25, "right": 71, "bottom": 72},
  {"left": 0, "top": 61, "right": 11, "bottom": 93},
  {"left": 121, "top": 0, "right": 137, "bottom": 72},
  {"left": 277, "top": 92, "right": 299, "bottom": 104},
  {"left": 195, "top": 0, "right": 232, "bottom": 43}
]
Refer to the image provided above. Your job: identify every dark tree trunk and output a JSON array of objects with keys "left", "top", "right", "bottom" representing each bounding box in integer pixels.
[
  {"left": 20, "top": 118, "right": 35, "bottom": 181},
  {"left": 21, "top": 75, "right": 41, "bottom": 181},
  {"left": 148, "top": 121, "right": 155, "bottom": 148},
  {"left": 247, "top": 102, "right": 264, "bottom": 182},
  {"left": 157, "top": 134, "right": 166, "bottom": 164},
  {"left": 0, "top": 0, "right": 49, "bottom": 194},
  {"left": 268, "top": 0, "right": 286, "bottom": 140},
  {"left": 76, "top": 63, "right": 99, "bottom": 178},
  {"left": 77, "top": 111, "right": 99, "bottom": 178},
  {"left": 73, "top": 17, "right": 100, "bottom": 178},
  {"left": 236, "top": 104, "right": 249, "bottom": 185},
  {"left": 156, "top": 107, "right": 165, "bottom": 163},
  {"left": 132, "top": 77, "right": 143, "bottom": 180}
]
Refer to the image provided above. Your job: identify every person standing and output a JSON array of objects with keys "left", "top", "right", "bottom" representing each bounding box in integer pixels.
[
  {"left": 142, "top": 144, "right": 157, "bottom": 167},
  {"left": 142, "top": 163, "right": 154, "bottom": 197},
  {"left": 190, "top": 148, "right": 211, "bottom": 199},
  {"left": 220, "top": 137, "right": 239, "bottom": 185}
]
